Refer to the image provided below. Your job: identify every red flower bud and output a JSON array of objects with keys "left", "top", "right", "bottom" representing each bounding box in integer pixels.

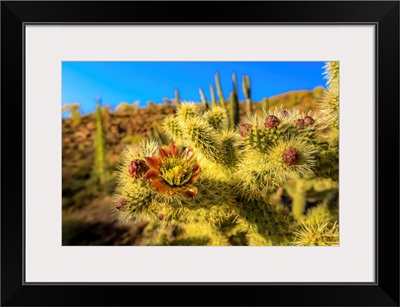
[
  {"left": 304, "top": 116, "right": 315, "bottom": 126},
  {"left": 264, "top": 115, "right": 280, "bottom": 129},
  {"left": 239, "top": 124, "right": 252, "bottom": 137},
  {"left": 282, "top": 148, "right": 300, "bottom": 166},
  {"left": 157, "top": 213, "right": 164, "bottom": 221},
  {"left": 128, "top": 159, "right": 149, "bottom": 178},
  {"left": 116, "top": 198, "right": 127, "bottom": 210},
  {"left": 295, "top": 118, "right": 305, "bottom": 128}
]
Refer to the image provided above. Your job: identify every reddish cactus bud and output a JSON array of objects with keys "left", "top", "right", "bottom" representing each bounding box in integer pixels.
[
  {"left": 304, "top": 116, "right": 315, "bottom": 126},
  {"left": 295, "top": 118, "right": 305, "bottom": 128},
  {"left": 280, "top": 110, "right": 289, "bottom": 118},
  {"left": 264, "top": 115, "right": 280, "bottom": 129},
  {"left": 157, "top": 213, "right": 164, "bottom": 221},
  {"left": 282, "top": 148, "right": 300, "bottom": 166},
  {"left": 239, "top": 124, "right": 252, "bottom": 137},
  {"left": 116, "top": 198, "right": 127, "bottom": 210},
  {"left": 128, "top": 159, "right": 149, "bottom": 178}
]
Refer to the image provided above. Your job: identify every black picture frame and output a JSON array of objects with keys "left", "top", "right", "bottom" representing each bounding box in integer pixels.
[{"left": 1, "top": 1, "right": 399, "bottom": 306}]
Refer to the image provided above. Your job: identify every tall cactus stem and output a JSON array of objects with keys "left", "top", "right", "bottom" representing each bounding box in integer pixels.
[
  {"left": 199, "top": 88, "right": 209, "bottom": 111},
  {"left": 209, "top": 84, "right": 217, "bottom": 107},
  {"left": 242, "top": 75, "right": 252, "bottom": 116},
  {"left": 175, "top": 89, "right": 181, "bottom": 106},
  {"left": 94, "top": 97, "right": 107, "bottom": 185},
  {"left": 229, "top": 91, "right": 239, "bottom": 130},
  {"left": 215, "top": 72, "right": 226, "bottom": 109}
]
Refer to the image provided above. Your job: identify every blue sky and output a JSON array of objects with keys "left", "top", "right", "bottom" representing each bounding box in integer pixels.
[{"left": 62, "top": 61, "right": 327, "bottom": 115}]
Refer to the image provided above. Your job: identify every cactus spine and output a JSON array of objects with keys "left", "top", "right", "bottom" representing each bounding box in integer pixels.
[
  {"left": 214, "top": 72, "right": 226, "bottom": 109},
  {"left": 242, "top": 75, "right": 252, "bottom": 116}
]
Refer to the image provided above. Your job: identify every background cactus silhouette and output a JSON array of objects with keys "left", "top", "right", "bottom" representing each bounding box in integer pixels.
[
  {"left": 93, "top": 97, "right": 107, "bottom": 186},
  {"left": 112, "top": 61, "right": 339, "bottom": 246}
]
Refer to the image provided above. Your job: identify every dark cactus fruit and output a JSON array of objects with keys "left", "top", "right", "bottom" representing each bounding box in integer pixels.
[
  {"left": 280, "top": 110, "right": 289, "bottom": 118},
  {"left": 157, "top": 213, "right": 164, "bottom": 221},
  {"left": 264, "top": 115, "right": 280, "bottom": 129},
  {"left": 239, "top": 124, "right": 252, "bottom": 137},
  {"left": 304, "top": 116, "right": 315, "bottom": 126},
  {"left": 295, "top": 118, "right": 305, "bottom": 128},
  {"left": 116, "top": 198, "right": 127, "bottom": 210},
  {"left": 282, "top": 148, "right": 300, "bottom": 166},
  {"left": 129, "top": 159, "right": 150, "bottom": 178}
]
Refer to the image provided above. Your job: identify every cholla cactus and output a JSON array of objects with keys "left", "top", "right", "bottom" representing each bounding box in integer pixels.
[
  {"left": 320, "top": 61, "right": 339, "bottom": 134},
  {"left": 112, "top": 62, "right": 339, "bottom": 246},
  {"left": 292, "top": 220, "right": 339, "bottom": 246}
]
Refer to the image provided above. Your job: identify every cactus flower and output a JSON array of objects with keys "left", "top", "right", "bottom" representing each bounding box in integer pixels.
[{"left": 144, "top": 142, "right": 201, "bottom": 199}]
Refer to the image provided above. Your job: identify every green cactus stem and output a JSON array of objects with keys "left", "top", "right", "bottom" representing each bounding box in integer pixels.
[
  {"left": 199, "top": 88, "right": 209, "bottom": 111},
  {"left": 214, "top": 72, "right": 226, "bottom": 109},
  {"left": 209, "top": 84, "right": 217, "bottom": 107},
  {"left": 94, "top": 97, "right": 107, "bottom": 185},
  {"left": 175, "top": 89, "right": 181, "bottom": 106},
  {"left": 242, "top": 75, "right": 252, "bottom": 116},
  {"left": 229, "top": 72, "right": 240, "bottom": 129},
  {"left": 229, "top": 91, "right": 239, "bottom": 130}
]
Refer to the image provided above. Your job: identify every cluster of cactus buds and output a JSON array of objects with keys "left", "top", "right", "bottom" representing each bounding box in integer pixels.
[{"left": 112, "top": 62, "right": 339, "bottom": 246}]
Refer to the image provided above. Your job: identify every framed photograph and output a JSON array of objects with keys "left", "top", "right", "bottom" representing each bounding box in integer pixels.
[{"left": 1, "top": 1, "right": 399, "bottom": 306}]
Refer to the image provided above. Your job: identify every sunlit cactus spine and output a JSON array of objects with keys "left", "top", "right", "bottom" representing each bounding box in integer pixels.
[
  {"left": 203, "top": 105, "right": 228, "bottom": 131},
  {"left": 316, "top": 61, "right": 339, "bottom": 181},
  {"left": 320, "top": 61, "right": 339, "bottom": 132},
  {"left": 292, "top": 220, "right": 338, "bottom": 246}
]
